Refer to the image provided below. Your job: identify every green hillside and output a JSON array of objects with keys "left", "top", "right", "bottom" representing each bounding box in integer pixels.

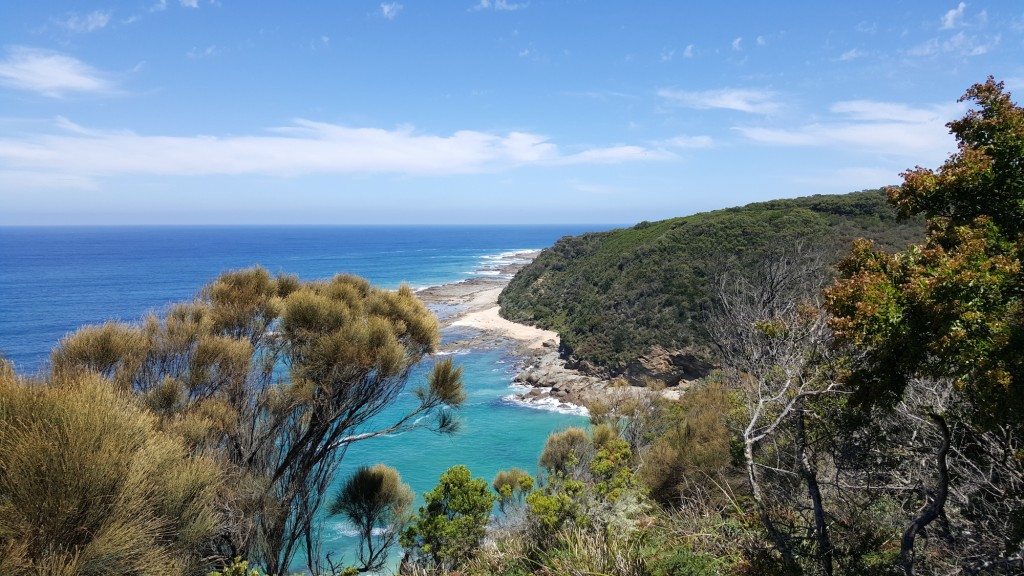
[{"left": 498, "top": 189, "right": 924, "bottom": 373}]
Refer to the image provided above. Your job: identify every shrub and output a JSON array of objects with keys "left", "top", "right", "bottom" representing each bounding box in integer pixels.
[
  {"left": 401, "top": 465, "right": 496, "bottom": 569},
  {"left": 0, "top": 369, "right": 220, "bottom": 576}
]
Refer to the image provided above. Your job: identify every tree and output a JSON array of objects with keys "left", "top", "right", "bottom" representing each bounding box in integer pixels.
[
  {"left": 826, "top": 77, "right": 1024, "bottom": 575},
  {"left": 0, "top": 362, "right": 221, "bottom": 576},
  {"left": 706, "top": 245, "right": 839, "bottom": 575},
  {"left": 328, "top": 464, "right": 413, "bottom": 573},
  {"left": 51, "top": 268, "right": 465, "bottom": 574},
  {"left": 400, "top": 465, "right": 496, "bottom": 570}
]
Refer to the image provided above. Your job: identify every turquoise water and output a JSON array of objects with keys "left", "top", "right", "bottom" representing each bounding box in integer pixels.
[{"left": 0, "top": 225, "right": 600, "bottom": 569}]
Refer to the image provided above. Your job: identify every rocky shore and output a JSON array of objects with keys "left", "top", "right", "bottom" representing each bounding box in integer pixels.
[{"left": 416, "top": 251, "right": 675, "bottom": 412}]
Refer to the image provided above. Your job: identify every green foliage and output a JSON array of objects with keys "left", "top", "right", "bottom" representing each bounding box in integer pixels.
[
  {"left": 499, "top": 189, "right": 924, "bottom": 373},
  {"left": 825, "top": 77, "right": 1024, "bottom": 573},
  {"left": 528, "top": 426, "right": 650, "bottom": 544},
  {"left": 492, "top": 468, "right": 535, "bottom": 513},
  {"left": 636, "top": 379, "right": 739, "bottom": 506},
  {"left": 48, "top": 267, "right": 463, "bottom": 574},
  {"left": 328, "top": 464, "right": 413, "bottom": 573},
  {"left": 206, "top": 557, "right": 268, "bottom": 576},
  {"left": 538, "top": 427, "right": 589, "bottom": 475},
  {"left": 401, "top": 465, "right": 496, "bottom": 569},
  {"left": 525, "top": 477, "right": 586, "bottom": 535},
  {"left": 648, "top": 545, "right": 719, "bottom": 576},
  {"left": 204, "top": 557, "right": 307, "bottom": 576},
  {"left": 0, "top": 369, "right": 221, "bottom": 576},
  {"left": 589, "top": 437, "right": 636, "bottom": 501},
  {"left": 826, "top": 79, "right": 1024, "bottom": 430}
]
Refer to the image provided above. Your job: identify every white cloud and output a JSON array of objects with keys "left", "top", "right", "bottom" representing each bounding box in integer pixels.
[
  {"left": 381, "top": 2, "right": 403, "bottom": 19},
  {"left": 658, "top": 87, "right": 780, "bottom": 114},
  {"left": 56, "top": 10, "right": 111, "bottom": 33},
  {"left": 558, "top": 145, "right": 674, "bottom": 165},
  {"left": 180, "top": 0, "right": 199, "bottom": 7},
  {"left": 0, "top": 47, "right": 115, "bottom": 97},
  {"left": 682, "top": 44, "right": 694, "bottom": 58},
  {"left": 944, "top": 30, "right": 998, "bottom": 55},
  {"left": 472, "top": 0, "right": 527, "bottom": 10},
  {"left": 0, "top": 119, "right": 670, "bottom": 184},
  {"left": 829, "top": 100, "right": 950, "bottom": 123},
  {"left": 941, "top": 2, "right": 966, "bottom": 29},
  {"left": 731, "top": 37, "right": 742, "bottom": 51},
  {"left": 661, "top": 48, "right": 675, "bottom": 62},
  {"left": 855, "top": 21, "right": 878, "bottom": 34},
  {"left": 663, "top": 135, "right": 713, "bottom": 149},
  {"left": 908, "top": 38, "right": 940, "bottom": 57},
  {"left": 838, "top": 48, "right": 864, "bottom": 61},
  {"left": 908, "top": 31, "right": 998, "bottom": 57},
  {"left": 187, "top": 45, "right": 219, "bottom": 59},
  {"left": 756, "top": 36, "right": 766, "bottom": 46},
  {"left": 735, "top": 100, "right": 962, "bottom": 161}
]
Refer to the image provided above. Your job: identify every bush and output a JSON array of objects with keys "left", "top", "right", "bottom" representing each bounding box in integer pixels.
[
  {"left": 0, "top": 369, "right": 221, "bottom": 576},
  {"left": 401, "top": 465, "right": 496, "bottom": 569}
]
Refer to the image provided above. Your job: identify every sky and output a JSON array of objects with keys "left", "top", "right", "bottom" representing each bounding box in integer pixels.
[{"left": 1, "top": 1, "right": 1022, "bottom": 225}]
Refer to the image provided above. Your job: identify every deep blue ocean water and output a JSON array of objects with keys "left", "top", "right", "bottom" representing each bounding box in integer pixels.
[{"left": 0, "top": 225, "right": 606, "bottom": 570}]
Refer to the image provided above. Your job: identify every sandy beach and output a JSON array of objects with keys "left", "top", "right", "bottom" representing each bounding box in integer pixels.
[
  {"left": 415, "top": 250, "right": 554, "bottom": 344},
  {"left": 416, "top": 251, "right": 663, "bottom": 411}
]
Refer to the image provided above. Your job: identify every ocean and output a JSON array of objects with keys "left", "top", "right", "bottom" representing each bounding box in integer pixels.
[{"left": 0, "top": 225, "right": 605, "bottom": 569}]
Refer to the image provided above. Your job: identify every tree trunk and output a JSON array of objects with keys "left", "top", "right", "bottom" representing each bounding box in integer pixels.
[
  {"left": 796, "top": 406, "right": 833, "bottom": 576},
  {"left": 900, "top": 413, "right": 950, "bottom": 576},
  {"left": 745, "top": 434, "right": 797, "bottom": 571}
]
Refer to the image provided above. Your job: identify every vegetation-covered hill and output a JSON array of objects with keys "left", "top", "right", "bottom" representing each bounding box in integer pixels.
[{"left": 498, "top": 189, "right": 924, "bottom": 374}]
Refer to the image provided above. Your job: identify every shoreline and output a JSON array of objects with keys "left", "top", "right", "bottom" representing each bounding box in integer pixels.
[{"left": 416, "top": 251, "right": 661, "bottom": 412}]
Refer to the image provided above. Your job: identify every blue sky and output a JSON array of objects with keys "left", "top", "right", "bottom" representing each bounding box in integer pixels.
[{"left": 1, "top": 1, "right": 1021, "bottom": 225}]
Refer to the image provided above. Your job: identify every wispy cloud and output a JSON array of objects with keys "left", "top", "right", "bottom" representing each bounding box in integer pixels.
[
  {"left": 683, "top": 44, "right": 694, "bottom": 58},
  {"left": 663, "top": 135, "right": 713, "bottom": 149},
  {"left": 941, "top": 2, "right": 966, "bottom": 30},
  {"left": 381, "top": 2, "right": 403, "bottom": 20},
  {"left": 908, "top": 31, "right": 998, "bottom": 57},
  {"left": 180, "top": 0, "right": 199, "bottom": 8},
  {"left": 735, "top": 100, "right": 961, "bottom": 161},
  {"left": 731, "top": 37, "right": 743, "bottom": 51},
  {"left": 311, "top": 35, "right": 330, "bottom": 50},
  {"left": 0, "top": 47, "right": 115, "bottom": 97},
  {"left": 55, "top": 10, "right": 111, "bottom": 33},
  {"left": 187, "top": 45, "right": 220, "bottom": 59},
  {"left": 855, "top": 21, "right": 878, "bottom": 34},
  {"left": 557, "top": 145, "right": 673, "bottom": 165},
  {"left": 658, "top": 87, "right": 780, "bottom": 114},
  {"left": 838, "top": 48, "right": 864, "bottom": 61},
  {"left": 0, "top": 118, "right": 671, "bottom": 187},
  {"left": 472, "top": 0, "right": 528, "bottom": 11}
]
